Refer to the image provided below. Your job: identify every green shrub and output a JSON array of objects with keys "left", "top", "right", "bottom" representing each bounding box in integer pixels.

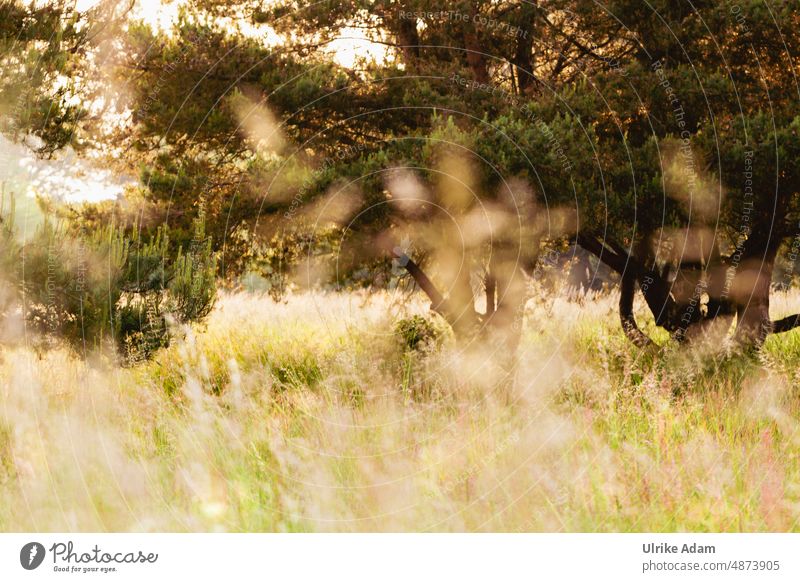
[
  {"left": 393, "top": 314, "right": 447, "bottom": 352},
  {"left": 0, "top": 196, "right": 216, "bottom": 361}
]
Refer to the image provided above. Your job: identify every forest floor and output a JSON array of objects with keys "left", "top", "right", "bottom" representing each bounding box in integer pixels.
[{"left": 2, "top": 289, "right": 800, "bottom": 531}]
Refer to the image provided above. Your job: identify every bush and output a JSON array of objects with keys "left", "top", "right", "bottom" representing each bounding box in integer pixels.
[
  {"left": 0, "top": 196, "right": 216, "bottom": 361},
  {"left": 393, "top": 314, "right": 448, "bottom": 352}
]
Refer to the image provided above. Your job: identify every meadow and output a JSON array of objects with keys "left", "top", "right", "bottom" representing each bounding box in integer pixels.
[{"left": 1, "top": 288, "right": 799, "bottom": 532}]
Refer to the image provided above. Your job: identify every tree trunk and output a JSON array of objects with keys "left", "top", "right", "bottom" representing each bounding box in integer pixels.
[
  {"left": 733, "top": 256, "right": 775, "bottom": 347},
  {"left": 619, "top": 270, "right": 654, "bottom": 347},
  {"left": 395, "top": 17, "right": 421, "bottom": 71},
  {"left": 462, "top": 4, "right": 490, "bottom": 83},
  {"left": 485, "top": 272, "right": 496, "bottom": 316},
  {"left": 731, "top": 225, "right": 781, "bottom": 347},
  {"left": 512, "top": 2, "right": 537, "bottom": 94},
  {"left": 487, "top": 255, "right": 528, "bottom": 353}
]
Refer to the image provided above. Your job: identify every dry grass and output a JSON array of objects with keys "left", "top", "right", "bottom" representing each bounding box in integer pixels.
[{"left": 1, "top": 289, "right": 800, "bottom": 532}]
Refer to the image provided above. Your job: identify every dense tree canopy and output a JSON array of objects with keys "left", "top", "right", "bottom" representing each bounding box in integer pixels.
[{"left": 3, "top": 0, "right": 800, "bottom": 353}]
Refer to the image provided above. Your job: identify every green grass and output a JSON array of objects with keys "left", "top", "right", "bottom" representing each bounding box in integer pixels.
[{"left": 0, "top": 290, "right": 799, "bottom": 532}]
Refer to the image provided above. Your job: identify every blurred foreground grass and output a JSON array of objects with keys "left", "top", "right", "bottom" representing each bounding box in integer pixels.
[{"left": 1, "top": 290, "right": 799, "bottom": 532}]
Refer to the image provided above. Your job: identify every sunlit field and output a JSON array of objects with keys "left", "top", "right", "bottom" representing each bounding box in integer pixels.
[{"left": 2, "top": 288, "right": 799, "bottom": 532}]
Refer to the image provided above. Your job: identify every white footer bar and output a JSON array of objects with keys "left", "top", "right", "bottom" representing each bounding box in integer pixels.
[{"left": 1, "top": 534, "right": 796, "bottom": 581}]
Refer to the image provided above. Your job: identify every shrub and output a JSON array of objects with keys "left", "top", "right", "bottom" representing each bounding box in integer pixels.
[
  {"left": 0, "top": 196, "right": 216, "bottom": 361},
  {"left": 393, "top": 314, "right": 448, "bottom": 352}
]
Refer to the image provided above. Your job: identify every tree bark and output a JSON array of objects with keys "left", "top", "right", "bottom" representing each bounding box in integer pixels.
[
  {"left": 463, "top": 4, "right": 490, "bottom": 83},
  {"left": 485, "top": 272, "right": 496, "bottom": 316},
  {"left": 731, "top": 227, "right": 781, "bottom": 347},
  {"left": 398, "top": 254, "right": 445, "bottom": 310},
  {"left": 487, "top": 250, "right": 528, "bottom": 352},
  {"left": 772, "top": 313, "right": 800, "bottom": 333},
  {"left": 390, "top": 247, "right": 480, "bottom": 336},
  {"left": 395, "top": 17, "right": 421, "bottom": 71},
  {"left": 512, "top": 3, "right": 537, "bottom": 94},
  {"left": 577, "top": 232, "right": 677, "bottom": 330},
  {"left": 733, "top": 257, "right": 775, "bottom": 347},
  {"left": 619, "top": 270, "right": 654, "bottom": 348}
]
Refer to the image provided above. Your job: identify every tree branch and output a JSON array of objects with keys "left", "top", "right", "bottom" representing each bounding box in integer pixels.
[
  {"left": 576, "top": 230, "right": 679, "bottom": 333},
  {"left": 575, "top": 232, "right": 628, "bottom": 273},
  {"left": 771, "top": 314, "right": 800, "bottom": 334},
  {"left": 391, "top": 249, "right": 445, "bottom": 311},
  {"left": 619, "top": 270, "right": 654, "bottom": 348}
]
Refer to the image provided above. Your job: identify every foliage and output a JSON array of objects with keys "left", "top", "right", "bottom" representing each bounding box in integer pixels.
[
  {"left": 165, "top": 212, "right": 218, "bottom": 324},
  {"left": 3, "top": 0, "right": 800, "bottom": 347},
  {"left": 393, "top": 314, "right": 448, "bottom": 352},
  {"left": 0, "top": 197, "right": 216, "bottom": 360},
  {"left": 0, "top": 0, "right": 129, "bottom": 154}
]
